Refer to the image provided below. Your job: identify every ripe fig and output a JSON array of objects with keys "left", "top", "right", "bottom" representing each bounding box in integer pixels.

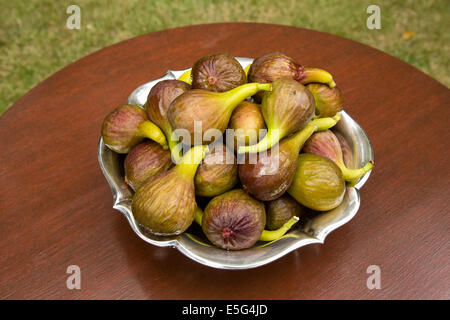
[
  {"left": 238, "top": 78, "right": 315, "bottom": 153},
  {"left": 202, "top": 189, "right": 266, "bottom": 250},
  {"left": 194, "top": 143, "right": 238, "bottom": 197},
  {"left": 288, "top": 154, "right": 346, "bottom": 211},
  {"left": 302, "top": 130, "right": 373, "bottom": 181},
  {"left": 102, "top": 105, "right": 167, "bottom": 153},
  {"left": 132, "top": 145, "right": 208, "bottom": 236},
  {"left": 333, "top": 130, "right": 353, "bottom": 167},
  {"left": 248, "top": 52, "right": 335, "bottom": 101},
  {"left": 266, "top": 194, "right": 304, "bottom": 230},
  {"left": 192, "top": 53, "right": 247, "bottom": 92},
  {"left": 228, "top": 101, "right": 266, "bottom": 151},
  {"left": 306, "top": 83, "right": 344, "bottom": 118},
  {"left": 124, "top": 141, "right": 173, "bottom": 191},
  {"left": 239, "top": 115, "right": 340, "bottom": 201},
  {"left": 145, "top": 79, "right": 191, "bottom": 162},
  {"left": 168, "top": 82, "right": 271, "bottom": 145}
]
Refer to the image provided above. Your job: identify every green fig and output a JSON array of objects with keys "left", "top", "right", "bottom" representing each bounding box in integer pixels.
[
  {"left": 238, "top": 78, "right": 315, "bottom": 154},
  {"left": 145, "top": 79, "right": 191, "bottom": 163},
  {"left": 102, "top": 104, "right": 167, "bottom": 153},
  {"left": 124, "top": 141, "right": 173, "bottom": 191},
  {"left": 248, "top": 52, "right": 335, "bottom": 101},
  {"left": 238, "top": 115, "right": 340, "bottom": 201},
  {"left": 132, "top": 145, "right": 208, "bottom": 236},
  {"left": 288, "top": 154, "right": 346, "bottom": 211},
  {"left": 302, "top": 130, "right": 373, "bottom": 181},
  {"left": 266, "top": 194, "right": 304, "bottom": 230},
  {"left": 168, "top": 82, "right": 272, "bottom": 145},
  {"left": 192, "top": 53, "right": 247, "bottom": 92},
  {"left": 333, "top": 130, "right": 353, "bottom": 167},
  {"left": 201, "top": 189, "right": 266, "bottom": 250},
  {"left": 194, "top": 143, "right": 238, "bottom": 197},
  {"left": 228, "top": 101, "right": 266, "bottom": 151},
  {"left": 306, "top": 83, "right": 344, "bottom": 118}
]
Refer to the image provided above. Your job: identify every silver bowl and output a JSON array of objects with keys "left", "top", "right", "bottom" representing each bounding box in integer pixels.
[{"left": 98, "top": 57, "right": 374, "bottom": 270}]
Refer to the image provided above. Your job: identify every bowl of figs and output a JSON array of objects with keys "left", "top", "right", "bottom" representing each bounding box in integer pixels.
[{"left": 98, "top": 52, "right": 374, "bottom": 269}]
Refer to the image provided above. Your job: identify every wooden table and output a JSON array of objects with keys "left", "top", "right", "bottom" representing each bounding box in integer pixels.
[{"left": 1, "top": 23, "right": 449, "bottom": 300}]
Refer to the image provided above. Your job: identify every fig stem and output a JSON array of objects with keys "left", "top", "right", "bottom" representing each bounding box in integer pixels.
[
  {"left": 165, "top": 127, "right": 183, "bottom": 163},
  {"left": 237, "top": 129, "right": 282, "bottom": 154},
  {"left": 259, "top": 216, "right": 299, "bottom": 242},
  {"left": 302, "top": 67, "right": 336, "bottom": 88},
  {"left": 220, "top": 83, "right": 272, "bottom": 110},
  {"left": 137, "top": 121, "right": 168, "bottom": 149},
  {"left": 309, "top": 113, "right": 341, "bottom": 130},
  {"left": 174, "top": 145, "right": 209, "bottom": 179},
  {"left": 194, "top": 207, "right": 203, "bottom": 225},
  {"left": 339, "top": 160, "right": 374, "bottom": 181},
  {"left": 178, "top": 69, "right": 192, "bottom": 84}
]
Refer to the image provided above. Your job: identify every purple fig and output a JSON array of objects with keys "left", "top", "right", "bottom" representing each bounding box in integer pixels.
[
  {"left": 132, "top": 145, "right": 208, "bottom": 235},
  {"left": 102, "top": 104, "right": 167, "bottom": 153},
  {"left": 228, "top": 101, "right": 266, "bottom": 151},
  {"left": 202, "top": 189, "right": 266, "bottom": 250},
  {"left": 124, "top": 141, "right": 173, "bottom": 191},
  {"left": 333, "top": 131, "right": 353, "bottom": 167},
  {"left": 238, "top": 78, "right": 315, "bottom": 153},
  {"left": 168, "top": 82, "right": 271, "bottom": 145},
  {"left": 194, "top": 144, "right": 238, "bottom": 197},
  {"left": 302, "top": 130, "right": 373, "bottom": 181},
  {"left": 306, "top": 83, "right": 344, "bottom": 118},
  {"left": 192, "top": 53, "right": 247, "bottom": 92},
  {"left": 145, "top": 80, "right": 191, "bottom": 162},
  {"left": 266, "top": 194, "right": 304, "bottom": 230}
]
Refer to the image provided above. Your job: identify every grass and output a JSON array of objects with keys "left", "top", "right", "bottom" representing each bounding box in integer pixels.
[{"left": 1, "top": 0, "right": 449, "bottom": 115}]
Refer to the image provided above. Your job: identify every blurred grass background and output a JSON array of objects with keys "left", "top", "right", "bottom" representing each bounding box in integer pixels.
[{"left": 1, "top": 0, "right": 449, "bottom": 115}]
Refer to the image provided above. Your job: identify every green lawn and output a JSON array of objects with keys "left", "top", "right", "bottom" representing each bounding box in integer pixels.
[{"left": 1, "top": 0, "right": 449, "bottom": 115}]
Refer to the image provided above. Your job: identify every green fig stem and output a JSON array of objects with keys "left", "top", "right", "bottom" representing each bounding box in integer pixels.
[
  {"left": 302, "top": 67, "right": 336, "bottom": 88},
  {"left": 174, "top": 145, "right": 209, "bottom": 179},
  {"left": 259, "top": 216, "right": 299, "bottom": 242},
  {"left": 165, "top": 126, "right": 183, "bottom": 163},
  {"left": 193, "top": 209, "right": 299, "bottom": 242},
  {"left": 137, "top": 121, "right": 168, "bottom": 149},
  {"left": 220, "top": 83, "right": 272, "bottom": 110},
  {"left": 178, "top": 69, "right": 192, "bottom": 84},
  {"left": 194, "top": 207, "right": 203, "bottom": 225},
  {"left": 339, "top": 160, "right": 374, "bottom": 181},
  {"left": 237, "top": 129, "right": 281, "bottom": 154},
  {"left": 309, "top": 113, "right": 341, "bottom": 131}
]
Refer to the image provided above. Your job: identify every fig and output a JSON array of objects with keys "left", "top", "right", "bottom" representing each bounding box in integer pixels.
[
  {"left": 333, "top": 130, "right": 353, "bottom": 167},
  {"left": 191, "top": 53, "right": 247, "bottom": 92},
  {"left": 238, "top": 78, "right": 315, "bottom": 153},
  {"left": 266, "top": 194, "right": 304, "bottom": 230},
  {"left": 248, "top": 52, "right": 335, "bottom": 101},
  {"left": 102, "top": 104, "right": 167, "bottom": 154},
  {"left": 124, "top": 140, "right": 173, "bottom": 191},
  {"left": 194, "top": 143, "right": 238, "bottom": 197},
  {"left": 202, "top": 189, "right": 266, "bottom": 250},
  {"left": 132, "top": 145, "right": 208, "bottom": 236},
  {"left": 288, "top": 154, "right": 346, "bottom": 211},
  {"left": 168, "top": 82, "right": 271, "bottom": 145},
  {"left": 228, "top": 101, "right": 266, "bottom": 151},
  {"left": 195, "top": 204, "right": 299, "bottom": 245},
  {"left": 145, "top": 79, "right": 191, "bottom": 162},
  {"left": 239, "top": 115, "right": 340, "bottom": 201},
  {"left": 302, "top": 130, "right": 373, "bottom": 181},
  {"left": 306, "top": 83, "right": 344, "bottom": 118}
]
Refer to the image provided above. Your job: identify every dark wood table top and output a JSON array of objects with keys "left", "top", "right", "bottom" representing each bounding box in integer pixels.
[{"left": 1, "top": 23, "right": 449, "bottom": 300}]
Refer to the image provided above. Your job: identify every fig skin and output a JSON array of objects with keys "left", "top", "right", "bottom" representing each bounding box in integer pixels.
[
  {"left": 124, "top": 140, "right": 173, "bottom": 191},
  {"left": 238, "top": 78, "right": 315, "bottom": 153},
  {"left": 238, "top": 116, "right": 340, "bottom": 201},
  {"left": 302, "top": 130, "right": 373, "bottom": 181},
  {"left": 202, "top": 189, "right": 266, "bottom": 250},
  {"left": 306, "top": 83, "right": 344, "bottom": 118},
  {"left": 248, "top": 52, "right": 335, "bottom": 102},
  {"left": 266, "top": 194, "right": 304, "bottom": 230},
  {"left": 333, "top": 130, "right": 353, "bottom": 167},
  {"left": 132, "top": 145, "right": 208, "bottom": 236},
  {"left": 288, "top": 153, "right": 346, "bottom": 211},
  {"left": 192, "top": 53, "right": 247, "bottom": 92},
  {"left": 195, "top": 144, "right": 238, "bottom": 197},
  {"left": 228, "top": 101, "right": 266, "bottom": 151},
  {"left": 168, "top": 82, "right": 271, "bottom": 145},
  {"left": 145, "top": 80, "right": 191, "bottom": 162},
  {"left": 102, "top": 104, "right": 167, "bottom": 153}
]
